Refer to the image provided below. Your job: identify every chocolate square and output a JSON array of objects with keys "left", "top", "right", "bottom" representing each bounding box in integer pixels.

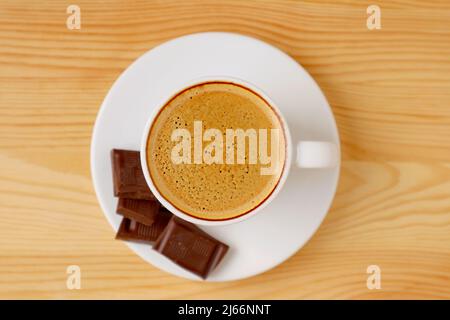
[
  {"left": 111, "top": 149, "right": 155, "bottom": 200},
  {"left": 116, "top": 207, "right": 172, "bottom": 243},
  {"left": 116, "top": 198, "right": 161, "bottom": 226},
  {"left": 154, "top": 217, "right": 229, "bottom": 279}
]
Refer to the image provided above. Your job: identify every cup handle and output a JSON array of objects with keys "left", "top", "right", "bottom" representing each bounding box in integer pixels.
[{"left": 296, "top": 141, "right": 339, "bottom": 168}]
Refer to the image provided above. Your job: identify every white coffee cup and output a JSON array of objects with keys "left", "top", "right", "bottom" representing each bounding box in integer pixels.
[{"left": 141, "top": 76, "right": 339, "bottom": 226}]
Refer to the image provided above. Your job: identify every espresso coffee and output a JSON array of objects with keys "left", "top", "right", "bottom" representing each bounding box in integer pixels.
[{"left": 146, "top": 82, "right": 286, "bottom": 220}]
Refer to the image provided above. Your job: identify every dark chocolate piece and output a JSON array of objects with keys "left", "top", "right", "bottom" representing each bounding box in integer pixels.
[
  {"left": 116, "top": 198, "right": 161, "bottom": 226},
  {"left": 111, "top": 149, "right": 155, "bottom": 200},
  {"left": 116, "top": 208, "right": 172, "bottom": 243},
  {"left": 154, "top": 217, "right": 229, "bottom": 279}
]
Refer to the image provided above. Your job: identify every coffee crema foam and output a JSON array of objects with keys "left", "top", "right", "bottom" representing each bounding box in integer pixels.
[{"left": 146, "top": 82, "right": 286, "bottom": 220}]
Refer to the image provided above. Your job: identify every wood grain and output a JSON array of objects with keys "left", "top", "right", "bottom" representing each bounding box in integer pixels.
[{"left": 0, "top": 0, "right": 449, "bottom": 299}]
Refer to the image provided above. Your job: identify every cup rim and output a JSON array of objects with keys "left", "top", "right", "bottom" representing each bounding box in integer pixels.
[{"left": 140, "top": 76, "right": 293, "bottom": 226}]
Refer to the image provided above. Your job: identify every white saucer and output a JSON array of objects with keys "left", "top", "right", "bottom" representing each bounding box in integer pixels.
[{"left": 91, "top": 32, "right": 340, "bottom": 282}]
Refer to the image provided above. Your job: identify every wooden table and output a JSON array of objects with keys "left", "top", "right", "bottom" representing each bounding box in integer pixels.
[{"left": 1, "top": 0, "right": 449, "bottom": 299}]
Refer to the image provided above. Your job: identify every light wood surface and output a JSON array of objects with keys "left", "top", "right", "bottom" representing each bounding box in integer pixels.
[{"left": 1, "top": 0, "right": 449, "bottom": 299}]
